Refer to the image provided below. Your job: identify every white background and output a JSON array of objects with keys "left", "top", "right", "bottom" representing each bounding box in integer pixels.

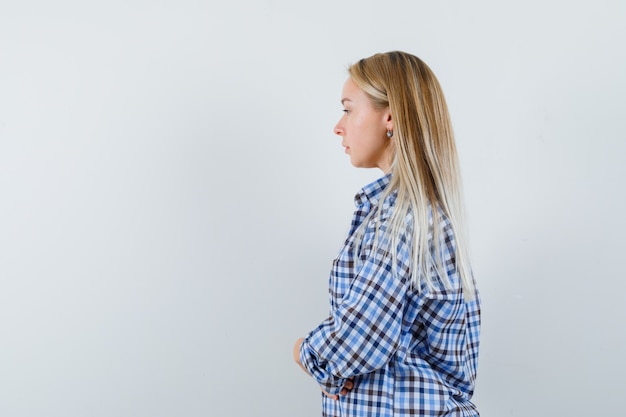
[{"left": 1, "top": 1, "right": 625, "bottom": 416}]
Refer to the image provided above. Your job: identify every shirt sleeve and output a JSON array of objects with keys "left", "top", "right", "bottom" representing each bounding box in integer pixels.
[{"left": 299, "top": 224, "right": 410, "bottom": 395}]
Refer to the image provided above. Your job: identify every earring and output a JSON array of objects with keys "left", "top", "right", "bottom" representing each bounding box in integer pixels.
[{"left": 386, "top": 129, "right": 393, "bottom": 138}]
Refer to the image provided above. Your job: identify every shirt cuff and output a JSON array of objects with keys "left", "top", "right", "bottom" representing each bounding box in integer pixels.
[{"left": 299, "top": 333, "right": 346, "bottom": 395}]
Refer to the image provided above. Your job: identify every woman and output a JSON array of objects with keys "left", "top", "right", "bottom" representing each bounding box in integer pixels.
[{"left": 293, "top": 51, "right": 481, "bottom": 416}]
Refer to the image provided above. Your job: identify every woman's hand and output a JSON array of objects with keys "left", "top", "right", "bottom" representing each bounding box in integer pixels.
[{"left": 293, "top": 338, "right": 308, "bottom": 374}]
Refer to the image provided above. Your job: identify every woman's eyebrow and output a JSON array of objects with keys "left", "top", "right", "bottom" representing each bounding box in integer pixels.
[{"left": 341, "top": 98, "right": 352, "bottom": 105}]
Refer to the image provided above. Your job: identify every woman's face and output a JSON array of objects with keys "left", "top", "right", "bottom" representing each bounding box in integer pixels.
[{"left": 334, "top": 78, "right": 393, "bottom": 171}]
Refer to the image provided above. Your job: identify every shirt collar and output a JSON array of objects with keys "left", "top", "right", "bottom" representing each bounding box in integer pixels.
[{"left": 354, "top": 173, "right": 393, "bottom": 208}]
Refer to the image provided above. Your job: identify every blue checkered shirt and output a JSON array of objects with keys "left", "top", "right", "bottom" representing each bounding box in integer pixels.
[{"left": 300, "top": 174, "right": 481, "bottom": 416}]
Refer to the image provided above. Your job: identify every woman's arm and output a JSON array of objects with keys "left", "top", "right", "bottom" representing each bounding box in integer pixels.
[
  {"left": 297, "top": 232, "right": 411, "bottom": 395},
  {"left": 293, "top": 337, "right": 353, "bottom": 399}
]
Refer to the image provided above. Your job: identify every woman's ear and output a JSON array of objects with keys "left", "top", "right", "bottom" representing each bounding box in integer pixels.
[{"left": 384, "top": 109, "right": 393, "bottom": 131}]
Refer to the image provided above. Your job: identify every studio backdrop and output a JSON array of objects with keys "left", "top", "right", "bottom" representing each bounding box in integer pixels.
[{"left": 1, "top": 1, "right": 625, "bottom": 416}]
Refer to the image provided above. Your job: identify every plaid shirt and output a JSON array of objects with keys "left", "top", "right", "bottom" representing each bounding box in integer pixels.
[{"left": 300, "top": 174, "right": 481, "bottom": 416}]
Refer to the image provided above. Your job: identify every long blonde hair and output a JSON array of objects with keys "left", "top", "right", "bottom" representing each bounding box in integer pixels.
[{"left": 349, "top": 51, "right": 475, "bottom": 297}]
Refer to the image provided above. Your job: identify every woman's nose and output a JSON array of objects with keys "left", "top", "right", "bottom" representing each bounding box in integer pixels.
[{"left": 334, "top": 123, "right": 343, "bottom": 136}]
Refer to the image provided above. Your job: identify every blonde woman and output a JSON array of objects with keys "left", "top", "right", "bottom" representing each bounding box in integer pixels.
[{"left": 293, "top": 51, "right": 481, "bottom": 416}]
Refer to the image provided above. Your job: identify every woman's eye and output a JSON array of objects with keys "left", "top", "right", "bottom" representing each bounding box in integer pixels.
[{"left": 342, "top": 109, "right": 350, "bottom": 115}]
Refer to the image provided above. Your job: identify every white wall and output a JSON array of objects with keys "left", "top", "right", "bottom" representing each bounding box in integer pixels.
[{"left": 1, "top": 1, "right": 625, "bottom": 416}]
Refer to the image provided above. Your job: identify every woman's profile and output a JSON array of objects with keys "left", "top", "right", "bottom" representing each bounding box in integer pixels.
[{"left": 293, "top": 51, "right": 481, "bottom": 417}]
